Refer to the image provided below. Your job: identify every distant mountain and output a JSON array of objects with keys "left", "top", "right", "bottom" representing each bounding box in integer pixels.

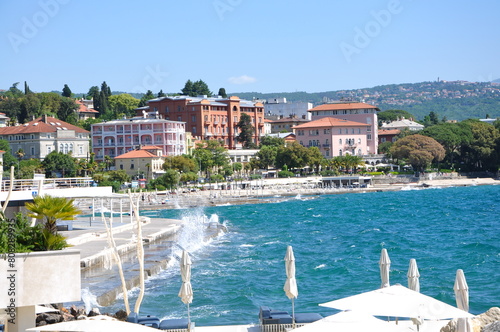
[
  {"left": 492, "top": 78, "right": 500, "bottom": 84},
  {"left": 231, "top": 80, "right": 500, "bottom": 121}
]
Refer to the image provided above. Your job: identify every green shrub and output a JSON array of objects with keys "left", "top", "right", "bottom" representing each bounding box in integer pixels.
[
  {"left": 278, "top": 170, "right": 295, "bottom": 178},
  {"left": 249, "top": 174, "right": 262, "bottom": 180}
]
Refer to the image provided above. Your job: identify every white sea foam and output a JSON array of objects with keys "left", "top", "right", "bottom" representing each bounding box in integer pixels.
[
  {"left": 314, "top": 264, "right": 326, "bottom": 269},
  {"left": 81, "top": 288, "right": 101, "bottom": 313}
]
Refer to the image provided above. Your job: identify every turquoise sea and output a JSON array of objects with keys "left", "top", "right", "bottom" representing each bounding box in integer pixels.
[{"left": 102, "top": 185, "right": 500, "bottom": 326}]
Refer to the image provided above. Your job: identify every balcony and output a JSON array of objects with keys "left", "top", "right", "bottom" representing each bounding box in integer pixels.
[
  {"left": 322, "top": 144, "right": 330, "bottom": 148},
  {"left": 345, "top": 143, "right": 357, "bottom": 148}
]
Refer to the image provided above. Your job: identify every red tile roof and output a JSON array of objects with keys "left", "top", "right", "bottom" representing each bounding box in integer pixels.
[
  {"left": 76, "top": 100, "right": 99, "bottom": 113},
  {"left": 292, "top": 117, "right": 370, "bottom": 129},
  {"left": 378, "top": 129, "right": 401, "bottom": 136},
  {"left": 308, "top": 102, "right": 379, "bottom": 112},
  {"left": 0, "top": 116, "right": 89, "bottom": 134},
  {"left": 114, "top": 149, "right": 159, "bottom": 159}
]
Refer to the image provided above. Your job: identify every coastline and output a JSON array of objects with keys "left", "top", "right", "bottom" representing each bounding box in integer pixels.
[{"left": 140, "top": 176, "right": 499, "bottom": 210}]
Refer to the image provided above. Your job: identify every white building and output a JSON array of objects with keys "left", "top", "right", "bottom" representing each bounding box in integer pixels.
[
  {"left": 0, "top": 115, "right": 90, "bottom": 160},
  {"left": 381, "top": 118, "right": 424, "bottom": 131},
  {"left": 91, "top": 116, "right": 186, "bottom": 162},
  {"left": 263, "top": 98, "right": 313, "bottom": 120}
]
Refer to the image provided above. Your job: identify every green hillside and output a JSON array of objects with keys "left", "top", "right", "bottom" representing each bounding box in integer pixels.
[{"left": 231, "top": 81, "right": 500, "bottom": 121}]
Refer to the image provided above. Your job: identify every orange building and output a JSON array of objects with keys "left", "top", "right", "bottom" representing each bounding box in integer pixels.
[{"left": 138, "top": 95, "right": 265, "bottom": 149}]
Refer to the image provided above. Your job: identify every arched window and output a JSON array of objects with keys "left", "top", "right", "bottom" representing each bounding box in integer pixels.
[
  {"left": 339, "top": 139, "right": 342, "bottom": 144},
  {"left": 339, "top": 150, "right": 343, "bottom": 156}
]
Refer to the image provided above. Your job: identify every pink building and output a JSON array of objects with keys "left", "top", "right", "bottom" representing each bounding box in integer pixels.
[
  {"left": 308, "top": 102, "right": 380, "bottom": 154},
  {"left": 293, "top": 117, "right": 370, "bottom": 158}
]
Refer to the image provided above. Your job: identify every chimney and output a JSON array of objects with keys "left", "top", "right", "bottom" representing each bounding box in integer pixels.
[{"left": 42, "top": 114, "right": 47, "bottom": 123}]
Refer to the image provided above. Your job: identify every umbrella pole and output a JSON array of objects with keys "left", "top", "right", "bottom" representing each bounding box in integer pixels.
[
  {"left": 187, "top": 303, "right": 191, "bottom": 331},
  {"left": 292, "top": 298, "right": 295, "bottom": 329}
]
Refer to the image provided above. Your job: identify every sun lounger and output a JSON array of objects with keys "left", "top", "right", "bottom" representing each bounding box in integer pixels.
[
  {"left": 159, "top": 318, "right": 195, "bottom": 331},
  {"left": 127, "top": 312, "right": 160, "bottom": 328},
  {"left": 259, "top": 306, "right": 323, "bottom": 332}
]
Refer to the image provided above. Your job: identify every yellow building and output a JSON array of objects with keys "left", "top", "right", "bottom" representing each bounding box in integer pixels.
[{"left": 114, "top": 146, "right": 165, "bottom": 179}]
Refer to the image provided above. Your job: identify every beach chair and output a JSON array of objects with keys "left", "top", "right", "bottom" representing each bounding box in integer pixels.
[
  {"left": 127, "top": 312, "right": 160, "bottom": 328},
  {"left": 159, "top": 318, "right": 195, "bottom": 332}
]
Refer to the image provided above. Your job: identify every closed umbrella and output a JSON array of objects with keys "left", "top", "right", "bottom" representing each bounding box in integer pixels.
[
  {"left": 454, "top": 269, "right": 469, "bottom": 312},
  {"left": 178, "top": 250, "right": 193, "bottom": 327},
  {"left": 379, "top": 248, "right": 391, "bottom": 288},
  {"left": 407, "top": 258, "right": 420, "bottom": 292},
  {"left": 284, "top": 245, "right": 298, "bottom": 326}
]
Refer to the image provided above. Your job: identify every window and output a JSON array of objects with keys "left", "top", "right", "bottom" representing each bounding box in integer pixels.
[
  {"left": 31, "top": 147, "right": 35, "bottom": 155},
  {"left": 351, "top": 128, "right": 354, "bottom": 134},
  {"left": 300, "top": 141, "right": 303, "bottom": 145},
  {"left": 177, "top": 106, "right": 181, "bottom": 112},
  {"left": 367, "top": 134, "right": 372, "bottom": 140},
  {"left": 358, "top": 128, "right": 361, "bottom": 134},
  {"left": 326, "top": 150, "right": 329, "bottom": 157},
  {"left": 338, "top": 129, "right": 342, "bottom": 134},
  {"left": 345, "top": 129, "right": 348, "bottom": 134},
  {"left": 120, "top": 164, "right": 123, "bottom": 170},
  {"left": 165, "top": 106, "right": 169, "bottom": 113},
  {"left": 130, "top": 164, "right": 134, "bottom": 169},
  {"left": 339, "top": 139, "right": 342, "bottom": 144},
  {"left": 339, "top": 149, "right": 343, "bottom": 156},
  {"left": 47, "top": 146, "right": 52, "bottom": 153},
  {"left": 204, "top": 115, "right": 208, "bottom": 121},
  {"left": 178, "top": 116, "right": 182, "bottom": 121},
  {"left": 192, "top": 115, "right": 196, "bottom": 122},
  {"left": 79, "top": 146, "right": 83, "bottom": 154},
  {"left": 31, "top": 134, "right": 34, "bottom": 139},
  {"left": 381, "top": 137, "right": 386, "bottom": 142}
]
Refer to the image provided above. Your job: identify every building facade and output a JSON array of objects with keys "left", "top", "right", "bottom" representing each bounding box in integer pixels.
[
  {"left": 293, "top": 117, "right": 370, "bottom": 158},
  {"left": 139, "top": 95, "right": 265, "bottom": 149},
  {"left": 0, "top": 115, "right": 90, "bottom": 160},
  {"left": 308, "top": 102, "right": 380, "bottom": 154},
  {"left": 268, "top": 117, "right": 310, "bottom": 133},
  {"left": 114, "top": 146, "right": 165, "bottom": 179},
  {"left": 91, "top": 116, "right": 186, "bottom": 162},
  {"left": 378, "top": 129, "right": 400, "bottom": 144},
  {"left": 261, "top": 97, "right": 313, "bottom": 120}
]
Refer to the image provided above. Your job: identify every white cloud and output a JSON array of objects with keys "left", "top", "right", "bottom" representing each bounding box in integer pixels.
[{"left": 227, "top": 75, "right": 257, "bottom": 84}]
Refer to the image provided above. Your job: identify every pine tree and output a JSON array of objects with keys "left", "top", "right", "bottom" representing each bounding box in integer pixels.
[
  {"left": 181, "top": 80, "right": 194, "bottom": 96},
  {"left": 157, "top": 90, "right": 166, "bottom": 98},
  {"left": 218, "top": 88, "right": 227, "bottom": 98},
  {"left": 236, "top": 113, "right": 255, "bottom": 148},
  {"left": 62, "top": 84, "right": 72, "bottom": 98}
]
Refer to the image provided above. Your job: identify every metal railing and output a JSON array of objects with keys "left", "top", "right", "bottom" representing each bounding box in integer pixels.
[{"left": 1, "top": 177, "right": 93, "bottom": 192}]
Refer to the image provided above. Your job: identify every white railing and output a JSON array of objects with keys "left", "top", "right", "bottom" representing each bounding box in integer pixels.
[
  {"left": 260, "top": 323, "right": 305, "bottom": 332},
  {"left": 1, "top": 177, "right": 93, "bottom": 192}
]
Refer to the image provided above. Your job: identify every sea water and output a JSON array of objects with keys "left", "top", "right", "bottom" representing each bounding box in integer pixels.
[{"left": 102, "top": 185, "right": 500, "bottom": 326}]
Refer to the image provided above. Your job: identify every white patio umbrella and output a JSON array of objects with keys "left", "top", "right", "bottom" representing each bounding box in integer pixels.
[
  {"left": 26, "top": 315, "right": 158, "bottom": 332},
  {"left": 319, "top": 284, "right": 474, "bottom": 320},
  {"left": 178, "top": 250, "right": 193, "bottom": 326},
  {"left": 379, "top": 248, "right": 391, "bottom": 288},
  {"left": 284, "top": 245, "right": 298, "bottom": 326},
  {"left": 407, "top": 258, "right": 420, "bottom": 292},
  {"left": 454, "top": 269, "right": 469, "bottom": 312},
  {"left": 292, "top": 310, "right": 412, "bottom": 332}
]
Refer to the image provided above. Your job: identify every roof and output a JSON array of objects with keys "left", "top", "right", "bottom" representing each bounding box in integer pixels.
[
  {"left": 378, "top": 129, "right": 401, "bottom": 136},
  {"left": 381, "top": 119, "right": 424, "bottom": 129},
  {"left": 308, "top": 102, "right": 379, "bottom": 112},
  {"left": 267, "top": 132, "right": 296, "bottom": 139},
  {"left": 269, "top": 118, "right": 309, "bottom": 124},
  {"left": 114, "top": 149, "right": 160, "bottom": 159},
  {"left": 292, "top": 117, "right": 370, "bottom": 129},
  {"left": 0, "top": 116, "right": 89, "bottom": 135},
  {"left": 75, "top": 100, "right": 99, "bottom": 114}
]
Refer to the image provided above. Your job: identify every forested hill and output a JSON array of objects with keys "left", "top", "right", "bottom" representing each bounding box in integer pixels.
[{"left": 231, "top": 80, "right": 500, "bottom": 121}]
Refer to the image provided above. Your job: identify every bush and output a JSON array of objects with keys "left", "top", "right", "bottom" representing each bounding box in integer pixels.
[
  {"left": 278, "top": 170, "right": 294, "bottom": 178},
  {"left": 99, "top": 180, "right": 121, "bottom": 192},
  {"left": 0, "top": 213, "right": 71, "bottom": 253},
  {"left": 249, "top": 174, "right": 262, "bottom": 180},
  {"left": 367, "top": 172, "right": 385, "bottom": 176},
  {"left": 320, "top": 170, "right": 338, "bottom": 176}
]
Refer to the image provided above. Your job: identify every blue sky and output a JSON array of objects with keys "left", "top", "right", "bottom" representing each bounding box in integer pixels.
[{"left": 1, "top": 0, "right": 499, "bottom": 95}]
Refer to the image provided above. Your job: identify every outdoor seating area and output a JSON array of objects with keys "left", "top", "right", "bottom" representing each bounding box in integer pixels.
[
  {"left": 127, "top": 313, "right": 195, "bottom": 331},
  {"left": 259, "top": 306, "right": 322, "bottom": 332}
]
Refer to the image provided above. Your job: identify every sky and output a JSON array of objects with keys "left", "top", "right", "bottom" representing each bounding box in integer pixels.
[{"left": 0, "top": 0, "right": 499, "bottom": 95}]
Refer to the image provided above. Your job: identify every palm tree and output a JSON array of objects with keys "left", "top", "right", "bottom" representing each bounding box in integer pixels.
[{"left": 25, "top": 195, "right": 82, "bottom": 235}]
